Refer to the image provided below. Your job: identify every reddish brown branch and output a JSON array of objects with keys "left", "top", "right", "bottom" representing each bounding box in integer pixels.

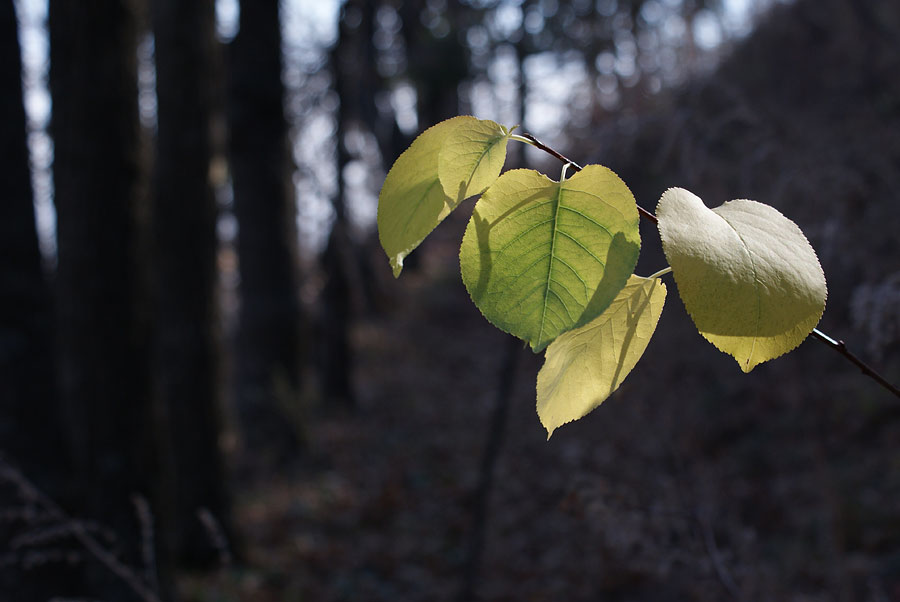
[
  {"left": 518, "top": 132, "right": 658, "bottom": 225},
  {"left": 521, "top": 132, "right": 899, "bottom": 400},
  {"left": 810, "top": 329, "right": 900, "bottom": 398}
]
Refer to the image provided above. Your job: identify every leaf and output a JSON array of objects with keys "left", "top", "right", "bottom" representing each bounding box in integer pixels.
[
  {"left": 377, "top": 116, "right": 476, "bottom": 277},
  {"left": 438, "top": 118, "right": 512, "bottom": 204},
  {"left": 537, "top": 275, "right": 666, "bottom": 438},
  {"left": 460, "top": 165, "right": 641, "bottom": 352},
  {"left": 656, "top": 187, "right": 827, "bottom": 372}
]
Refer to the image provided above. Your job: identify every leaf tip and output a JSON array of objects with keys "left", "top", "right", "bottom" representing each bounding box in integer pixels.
[
  {"left": 539, "top": 412, "right": 558, "bottom": 440},
  {"left": 738, "top": 355, "right": 758, "bottom": 373},
  {"left": 390, "top": 255, "right": 405, "bottom": 278}
]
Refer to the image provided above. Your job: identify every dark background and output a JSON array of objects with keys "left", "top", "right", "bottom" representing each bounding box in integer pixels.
[{"left": 1, "top": 0, "right": 899, "bottom": 600}]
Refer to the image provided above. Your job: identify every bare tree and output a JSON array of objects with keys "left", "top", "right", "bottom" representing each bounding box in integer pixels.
[
  {"left": 49, "top": 0, "right": 163, "bottom": 597},
  {"left": 0, "top": 0, "right": 61, "bottom": 485},
  {"left": 227, "top": 0, "right": 304, "bottom": 465},
  {"left": 152, "top": 0, "right": 232, "bottom": 568},
  {"left": 0, "top": 1, "right": 76, "bottom": 598}
]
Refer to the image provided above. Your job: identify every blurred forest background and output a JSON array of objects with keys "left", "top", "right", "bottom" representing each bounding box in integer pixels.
[{"left": 1, "top": 0, "right": 899, "bottom": 600}]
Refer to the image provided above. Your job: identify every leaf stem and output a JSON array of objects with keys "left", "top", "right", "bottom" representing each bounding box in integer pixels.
[
  {"left": 516, "top": 131, "right": 900, "bottom": 400},
  {"left": 647, "top": 266, "right": 673, "bottom": 280},
  {"left": 509, "top": 133, "right": 535, "bottom": 146}
]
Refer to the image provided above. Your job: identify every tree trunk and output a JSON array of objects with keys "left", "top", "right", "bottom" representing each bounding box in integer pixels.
[
  {"left": 0, "top": 2, "right": 74, "bottom": 598},
  {"left": 152, "top": 0, "right": 232, "bottom": 569},
  {"left": 227, "top": 0, "right": 304, "bottom": 466},
  {"left": 319, "top": 222, "right": 356, "bottom": 407},
  {"left": 400, "top": 3, "right": 466, "bottom": 128},
  {"left": 49, "top": 0, "right": 163, "bottom": 598},
  {"left": 0, "top": 0, "right": 61, "bottom": 484},
  {"left": 319, "top": 2, "right": 375, "bottom": 409}
]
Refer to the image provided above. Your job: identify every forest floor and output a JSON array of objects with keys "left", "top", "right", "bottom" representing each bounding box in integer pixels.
[{"left": 181, "top": 216, "right": 900, "bottom": 602}]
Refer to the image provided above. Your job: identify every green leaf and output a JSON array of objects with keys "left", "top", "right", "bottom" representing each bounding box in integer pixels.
[
  {"left": 438, "top": 118, "right": 512, "bottom": 204},
  {"left": 460, "top": 165, "right": 641, "bottom": 352},
  {"left": 377, "top": 116, "right": 475, "bottom": 277},
  {"left": 537, "top": 275, "right": 666, "bottom": 438},
  {"left": 656, "top": 187, "right": 827, "bottom": 372}
]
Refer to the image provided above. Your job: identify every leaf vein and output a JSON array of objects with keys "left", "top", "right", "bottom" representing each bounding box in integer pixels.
[
  {"left": 537, "top": 191, "right": 564, "bottom": 348},
  {"left": 558, "top": 204, "right": 614, "bottom": 238},
  {"left": 715, "top": 212, "right": 763, "bottom": 368},
  {"left": 497, "top": 219, "right": 554, "bottom": 253},
  {"left": 551, "top": 256, "right": 588, "bottom": 297},
  {"left": 547, "top": 282, "right": 575, "bottom": 322},
  {"left": 557, "top": 230, "right": 607, "bottom": 269}
]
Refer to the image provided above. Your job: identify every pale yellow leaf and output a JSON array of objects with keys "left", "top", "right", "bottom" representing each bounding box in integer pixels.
[
  {"left": 377, "top": 116, "right": 474, "bottom": 277},
  {"left": 656, "top": 188, "right": 827, "bottom": 372},
  {"left": 537, "top": 275, "right": 666, "bottom": 437}
]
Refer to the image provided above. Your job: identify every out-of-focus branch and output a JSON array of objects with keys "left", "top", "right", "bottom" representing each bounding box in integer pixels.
[
  {"left": 458, "top": 336, "right": 520, "bottom": 602},
  {"left": 0, "top": 455, "right": 165, "bottom": 602}
]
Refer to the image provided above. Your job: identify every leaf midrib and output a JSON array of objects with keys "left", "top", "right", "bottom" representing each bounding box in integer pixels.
[
  {"left": 536, "top": 185, "right": 563, "bottom": 349},
  {"left": 715, "top": 208, "right": 762, "bottom": 367}
]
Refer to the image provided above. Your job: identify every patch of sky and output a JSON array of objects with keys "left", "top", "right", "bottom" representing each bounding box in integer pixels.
[{"left": 15, "top": 0, "right": 55, "bottom": 262}]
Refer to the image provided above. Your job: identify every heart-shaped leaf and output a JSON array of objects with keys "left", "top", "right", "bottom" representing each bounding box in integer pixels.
[
  {"left": 537, "top": 274, "right": 666, "bottom": 438},
  {"left": 460, "top": 166, "right": 641, "bottom": 352},
  {"left": 377, "top": 116, "right": 474, "bottom": 277},
  {"left": 656, "top": 187, "right": 827, "bottom": 372}
]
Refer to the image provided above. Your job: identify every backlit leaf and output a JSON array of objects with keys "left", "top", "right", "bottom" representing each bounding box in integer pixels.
[
  {"left": 438, "top": 118, "right": 511, "bottom": 204},
  {"left": 537, "top": 275, "right": 666, "bottom": 438},
  {"left": 460, "top": 166, "right": 641, "bottom": 352},
  {"left": 377, "top": 116, "right": 474, "bottom": 277},
  {"left": 656, "top": 187, "right": 827, "bottom": 372}
]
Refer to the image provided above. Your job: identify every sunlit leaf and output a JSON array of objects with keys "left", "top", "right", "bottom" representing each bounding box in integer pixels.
[
  {"left": 656, "top": 187, "right": 827, "bottom": 372},
  {"left": 460, "top": 165, "right": 641, "bottom": 352},
  {"left": 537, "top": 275, "right": 666, "bottom": 437},
  {"left": 438, "top": 118, "right": 511, "bottom": 204},
  {"left": 377, "top": 116, "right": 474, "bottom": 277}
]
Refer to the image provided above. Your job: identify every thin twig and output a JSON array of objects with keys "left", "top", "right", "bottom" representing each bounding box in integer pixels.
[
  {"left": 132, "top": 495, "right": 160, "bottom": 596},
  {"left": 520, "top": 132, "right": 900, "bottom": 399},
  {"left": 197, "top": 508, "right": 233, "bottom": 568},
  {"left": 695, "top": 509, "right": 740, "bottom": 600},
  {"left": 810, "top": 329, "right": 900, "bottom": 398},
  {"left": 516, "top": 132, "right": 658, "bottom": 224}
]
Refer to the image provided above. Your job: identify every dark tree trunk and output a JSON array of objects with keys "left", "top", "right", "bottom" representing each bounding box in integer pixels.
[
  {"left": 319, "top": 1, "right": 375, "bottom": 409},
  {"left": 0, "top": 0, "right": 60, "bottom": 482},
  {"left": 319, "top": 222, "right": 356, "bottom": 407},
  {"left": 152, "top": 0, "right": 232, "bottom": 569},
  {"left": 227, "top": 0, "right": 304, "bottom": 465},
  {"left": 49, "top": 0, "right": 162, "bottom": 598},
  {"left": 400, "top": 3, "right": 466, "bottom": 128},
  {"left": 0, "top": 2, "right": 74, "bottom": 598}
]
